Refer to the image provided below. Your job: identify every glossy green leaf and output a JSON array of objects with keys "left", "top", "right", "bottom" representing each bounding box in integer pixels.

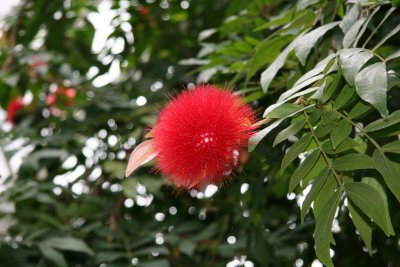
[
  {"left": 273, "top": 120, "right": 306, "bottom": 147},
  {"left": 372, "top": 150, "right": 400, "bottom": 202},
  {"left": 281, "top": 133, "right": 313, "bottom": 172},
  {"left": 266, "top": 103, "right": 303, "bottom": 119},
  {"left": 355, "top": 62, "right": 388, "bottom": 117},
  {"left": 339, "top": 4, "right": 360, "bottom": 33},
  {"left": 343, "top": 18, "right": 366, "bottom": 48},
  {"left": 314, "top": 190, "right": 341, "bottom": 267},
  {"left": 330, "top": 119, "right": 352, "bottom": 149},
  {"left": 289, "top": 150, "right": 320, "bottom": 192},
  {"left": 364, "top": 110, "right": 400, "bottom": 132},
  {"left": 382, "top": 141, "right": 400, "bottom": 154},
  {"left": 339, "top": 48, "right": 373, "bottom": 86},
  {"left": 332, "top": 153, "right": 374, "bottom": 171},
  {"left": 301, "top": 168, "right": 329, "bottom": 223},
  {"left": 294, "top": 22, "right": 340, "bottom": 65},
  {"left": 345, "top": 182, "right": 391, "bottom": 236}
]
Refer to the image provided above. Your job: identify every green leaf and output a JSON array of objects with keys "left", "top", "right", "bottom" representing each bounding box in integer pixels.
[
  {"left": 362, "top": 177, "right": 395, "bottom": 235},
  {"left": 315, "top": 122, "right": 336, "bottom": 138},
  {"left": 364, "top": 110, "right": 400, "bottom": 132},
  {"left": 293, "top": 54, "right": 337, "bottom": 88},
  {"left": 41, "top": 237, "right": 94, "bottom": 256},
  {"left": 248, "top": 119, "right": 284, "bottom": 152},
  {"left": 313, "top": 176, "right": 338, "bottom": 218},
  {"left": 345, "top": 182, "right": 392, "bottom": 236},
  {"left": 266, "top": 103, "right": 302, "bottom": 119},
  {"left": 373, "top": 23, "right": 400, "bottom": 51},
  {"left": 251, "top": 105, "right": 314, "bottom": 151},
  {"left": 254, "top": 7, "right": 296, "bottom": 31},
  {"left": 294, "top": 22, "right": 340, "bottom": 65},
  {"left": 372, "top": 150, "right": 400, "bottom": 202},
  {"left": 348, "top": 101, "right": 373, "bottom": 119},
  {"left": 355, "top": 62, "right": 388, "bottom": 117},
  {"left": 333, "top": 85, "right": 356, "bottom": 110},
  {"left": 301, "top": 168, "right": 329, "bottom": 223},
  {"left": 289, "top": 150, "right": 320, "bottom": 192},
  {"left": 386, "top": 50, "right": 400, "bottom": 61},
  {"left": 281, "top": 133, "right": 313, "bottom": 172},
  {"left": 347, "top": 200, "right": 373, "bottom": 255},
  {"left": 343, "top": 18, "right": 366, "bottom": 48},
  {"left": 339, "top": 4, "right": 360, "bottom": 33},
  {"left": 39, "top": 245, "right": 68, "bottom": 267},
  {"left": 330, "top": 119, "right": 352, "bottom": 149},
  {"left": 247, "top": 35, "right": 293, "bottom": 81},
  {"left": 382, "top": 141, "right": 400, "bottom": 154},
  {"left": 393, "top": 0, "right": 400, "bottom": 6},
  {"left": 314, "top": 190, "right": 341, "bottom": 267},
  {"left": 273, "top": 120, "right": 306, "bottom": 147},
  {"left": 324, "top": 137, "right": 360, "bottom": 154},
  {"left": 260, "top": 38, "right": 297, "bottom": 93},
  {"left": 339, "top": 48, "right": 373, "bottom": 86},
  {"left": 138, "top": 259, "right": 170, "bottom": 267},
  {"left": 332, "top": 153, "right": 374, "bottom": 171}
]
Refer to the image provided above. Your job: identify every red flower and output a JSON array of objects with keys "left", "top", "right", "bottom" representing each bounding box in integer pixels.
[
  {"left": 46, "top": 87, "right": 76, "bottom": 107},
  {"left": 152, "top": 85, "right": 256, "bottom": 189},
  {"left": 138, "top": 6, "right": 150, "bottom": 16},
  {"left": 6, "top": 97, "right": 25, "bottom": 124}
]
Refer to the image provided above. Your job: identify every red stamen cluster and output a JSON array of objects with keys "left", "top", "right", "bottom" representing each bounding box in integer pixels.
[
  {"left": 153, "top": 85, "right": 256, "bottom": 189},
  {"left": 6, "top": 97, "right": 25, "bottom": 124}
]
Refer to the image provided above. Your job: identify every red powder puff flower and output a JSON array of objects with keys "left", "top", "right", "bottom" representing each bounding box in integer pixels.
[
  {"left": 126, "top": 85, "right": 257, "bottom": 189},
  {"left": 6, "top": 97, "right": 25, "bottom": 124}
]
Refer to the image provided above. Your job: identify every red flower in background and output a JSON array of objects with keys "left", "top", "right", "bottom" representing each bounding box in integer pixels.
[
  {"left": 152, "top": 85, "right": 256, "bottom": 189},
  {"left": 46, "top": 87, "right": 76, "bottom": 106},
  {"left": 6, "top": 97, "right": 25, "bottom": 124},
  {"left": 45, "top": 87, "right": 77, "bottom": 117}
]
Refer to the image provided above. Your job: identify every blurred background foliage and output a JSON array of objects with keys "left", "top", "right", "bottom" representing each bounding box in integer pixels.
[{"left": 0, "top": 0, "right": 399, "bottom": 267}]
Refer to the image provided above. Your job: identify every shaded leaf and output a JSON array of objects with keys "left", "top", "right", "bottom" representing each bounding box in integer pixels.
[
  {"left": 333, "top": 85, "right": 356, "bottom": 110},
  {"left": 41, "top": 237, "right": 94, "bottom": 256},
  {"left": 289, "top": 150, "right": 320, "bottom": 192},
  {"left": 372, "top": 150, "right": 400, "bottom": 202},
  {"left": 38, "top": 245, "right": 68, "bottom": 267},
  {"left": 281, "top": 133, "right": 313, "bottom": 172},
  {"left": 314, "top": 190, "right": 341, "bottom": 267},
  {"left": 347, "top": 200, "right": 373, "bottom": 255},
  {"left": 362, "top": 177, "right": 395, "bottom": 235},
  {"left": 301, "top": 168, "right": 329, "bottom": 223},
  {"left": 330, "top": 119, "right": 352, "bottom": 149},
  {"left": 273, "top": 120, "right": 306, "bottom": 147},
  {"left": 345, "top": 182, "right": 392, "bottom": 236}
]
